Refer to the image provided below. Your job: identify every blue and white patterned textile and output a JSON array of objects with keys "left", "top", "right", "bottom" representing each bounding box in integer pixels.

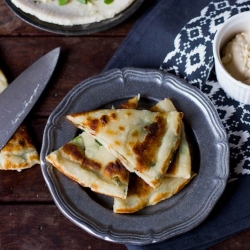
[{"left": 161, "top": 0, "right": 250, "bottom": 180}]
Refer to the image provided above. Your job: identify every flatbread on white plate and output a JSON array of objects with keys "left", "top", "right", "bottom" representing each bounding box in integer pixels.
[
  {"left": 0, "top": 69, "right": 40, "bottom": 170},
  {"left": 11, "top": 0, "right": 136, "bottom": 26},
  {"left": 66, "top": 105, "right": 183, "bottom": 188},
  {"left": 46, "top": 96, "right": 139, "bottom": 199},
  {"left": 151, "top": 98, "right": 191, "bottom": 179}
]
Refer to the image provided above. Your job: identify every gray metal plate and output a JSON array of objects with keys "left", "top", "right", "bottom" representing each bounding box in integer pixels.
[{"left": 40, "top": 68, "right": 229, "bottom": 245}]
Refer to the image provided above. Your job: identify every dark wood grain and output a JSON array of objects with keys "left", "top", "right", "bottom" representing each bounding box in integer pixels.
[
  {"left": 0, "top": 165, "right": 51, "bottom": 202},
  {"left": 0, "top": 204, "right": 127, "bottom": 250},
  {"left": 0, "top": 0, "right": 250, "bottom": 249},
  {"left": 0, "top": 37, "right": 124, "bottom": 114},
  {"left": 207, "top": 230, "right": 250, "bottom": 250}
]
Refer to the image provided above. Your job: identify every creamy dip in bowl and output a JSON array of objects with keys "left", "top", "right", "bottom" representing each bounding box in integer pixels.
[
  {"left": 221, "top": 31, "right": 250, "bottom": 85},
  {"left": 213, "top": 11, "right": 250, "bottom": 104}
]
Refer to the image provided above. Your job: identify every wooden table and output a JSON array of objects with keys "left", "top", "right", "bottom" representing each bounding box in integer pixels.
[{"left": 0, "top": 1, "right": 249, "bottom": 249}]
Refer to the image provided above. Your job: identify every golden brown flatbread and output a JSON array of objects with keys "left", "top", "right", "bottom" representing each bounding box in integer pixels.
[
  {"left": 46, "top": 96, "right": 139, "bottom": 199},
  {"left": 151, "top": 98, "right": 191, "bottom": 179},
  {"left": 0, "top": 69, "right": 39, "bottom": 170},
  {"left": 46, "top": 131, "right": 129, "bottom": 199},
  {"left": 113, "top": 172, "right": 195, "bottom": 213},
  {"left": 66, "top": 107, "right": 183, "bottom": 188},
  {"left": 46, "top": 95, "right": 194, "bottom": 213},
  {"left": 113, "top": 98, "right": 194, "bottom": 213}
]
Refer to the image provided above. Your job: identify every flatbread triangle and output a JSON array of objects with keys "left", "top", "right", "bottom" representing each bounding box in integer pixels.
[
  {"left": 113, "top": 98, "right": 194, "bottom": 213},
  {"left": 46, "top": 96, "right": 139, "bottom": 199},
  {"left": 47, "top": 96, "right": 194, "bottom": 213},
  {"left": 150, "top": 98, "right": 191, "bottom": 179},
  {"left": 66, "top": 102, "right": 183, "bottom": 188},
  {"left": 113, "top": 172, "right": 195, "bottom": 213}
]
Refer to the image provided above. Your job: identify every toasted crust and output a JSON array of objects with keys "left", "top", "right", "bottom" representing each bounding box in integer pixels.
[
  {"left": 113, "top": 172, "right": 195, "bottom": 214},
  {"left": 46, "top": 96, "right": 140, "bottom": 199},
  {"left": 47, "top": 96, "right": 194, "bottom": 213},
  {"left": 151, "top": 98, "right": 191, "bottom": 179},
  {"left": 46, "top": 131, "right": 129, "bottom": 199},
  {"left": 67, "top": 108, "right": 183, "bottom": 188},
  {"left": 0, "top": 125, "right": 40, "bottom": 170},
  {"left": 118, "top": 95, "right": 140, "bottom": 109},
  {"left": 113, "top": 98, "right": 193, "bottom": 213}
]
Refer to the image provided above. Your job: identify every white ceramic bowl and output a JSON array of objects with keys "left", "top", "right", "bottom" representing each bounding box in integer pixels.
[{"left": 213, "top": 12, "right": 250, "bottom": 104}]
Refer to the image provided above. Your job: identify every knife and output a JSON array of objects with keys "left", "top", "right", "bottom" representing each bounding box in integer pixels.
[{"left": 0, "top": 47, "right": 60, "bottom": 150}]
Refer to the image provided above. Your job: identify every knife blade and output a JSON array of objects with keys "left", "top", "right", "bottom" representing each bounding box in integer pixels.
[{"left": 0, "top": 47, "right": 60, "bottom": 150}]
